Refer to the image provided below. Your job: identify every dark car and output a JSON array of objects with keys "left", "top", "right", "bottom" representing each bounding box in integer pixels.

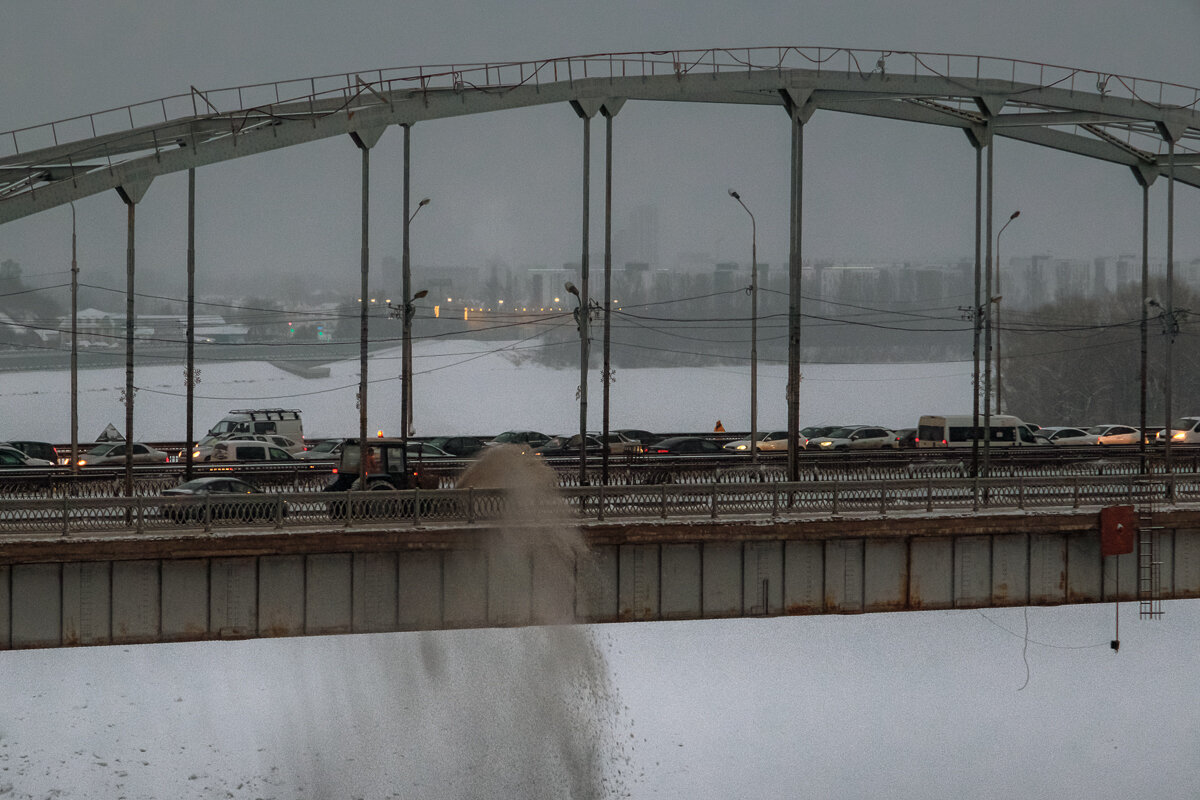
[
  {"left": 406, "top": 442, "right": 454, "bottom": 459},
  {"left": 894, "top": 428, "right": 919, "bottom": 448},
  {"left": 647, "top": 436, "right": 727, "bottom": 455},
  {"left": 424, "top": 435, "right": 487, "bottom": 458},
  {"left": 534, "top": 434, "right": 606, "bottom": 457},
  {"left": 1, "top": 441, "right": 59, "bottom": 464},
  {"left": 484, "top": 430, "right": 551, "bottom": 451},
  {"left": 160, "top": 477, "right": 284, "bottom": 522}
]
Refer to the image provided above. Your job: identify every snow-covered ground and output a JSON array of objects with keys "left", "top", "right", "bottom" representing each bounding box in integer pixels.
[{"left": 1, "top": 347, "right": 1196, "bottom": 799}]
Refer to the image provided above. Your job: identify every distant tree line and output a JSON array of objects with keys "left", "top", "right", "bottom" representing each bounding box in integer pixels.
[{"left": 1001, "top": 283, "right": 1199, "bottom": 426}]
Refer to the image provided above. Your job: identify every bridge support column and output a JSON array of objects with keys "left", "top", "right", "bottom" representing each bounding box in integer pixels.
[
  {"left": 1158, "top": 123, "right": 1182, "bottom": 481},
  {"left": 350, "top": 127, "right": 386, "bottom": 458},
  {"left": 185, "top": 167, "right": 196, "bottom": 480},
  {"left": 1130, "top": 164, "right": 1157, "bottom": 469},
  {"left": 781, "top": 90, "right": 813, "bottom": 484},
  {"left": 600, "top": 99, "right": 624, "bottom": 487},
  {"left": 570, "top": 100, "right": 603, "bottom": 487},
  {"left": 116, "top": 178, "right": 150, "bottom": 497},
  {"left": 965, "top": 127, "right": 986, "bottom": 480}
]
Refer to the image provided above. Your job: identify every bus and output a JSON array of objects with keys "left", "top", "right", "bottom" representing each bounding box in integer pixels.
[{"left": 916, "top": 414, "right": 1042, "bottom": 448}]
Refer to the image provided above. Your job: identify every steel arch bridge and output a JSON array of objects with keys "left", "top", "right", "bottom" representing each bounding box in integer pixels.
[{"left": 2, "top": 46, "right": 1200, "bottom": 220}]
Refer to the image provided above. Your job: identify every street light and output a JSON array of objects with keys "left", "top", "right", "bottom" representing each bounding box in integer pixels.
[
  {"left": 565, "top": 280, "right": 596, "bottom": 483},
  {"left": 994, "top": 209, "right": 1019, "bottom": 411},
  {"left": 402, "top": 196, "right": 430, "bottom": 444},
  {"left": 728, "top": 189, "right": 758, "bottom": 464},
  {"left": 391, "top": 288, "right": 428, "bottom": 441},
  {"left": 410, "top": 197, "right": 430, "bottom": 224}
]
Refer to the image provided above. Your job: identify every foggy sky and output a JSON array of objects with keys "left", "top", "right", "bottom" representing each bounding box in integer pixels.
[{"left": 2, "top": 2, "right": 1200, "bottom": 300}]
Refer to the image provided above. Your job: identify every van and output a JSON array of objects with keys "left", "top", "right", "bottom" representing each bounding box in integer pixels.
[
  {"left": 208, "top": 440, "right": 296, "bottom": 463},
  {"left": 916, "top": 414, "right": 1041, "bottom": 448},
  {"left": 205, "top": 409, "right": 303, "bottom": 444}
]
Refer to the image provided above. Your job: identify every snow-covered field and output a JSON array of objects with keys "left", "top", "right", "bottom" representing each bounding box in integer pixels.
[
  {"left": 1, "top": 347, "right": 1196, "bottom": 799},
  {"left": 0, "top": 339, "right": 974, "bottom": 442}
]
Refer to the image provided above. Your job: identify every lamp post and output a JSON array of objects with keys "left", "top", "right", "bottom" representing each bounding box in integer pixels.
[
  {"left": 565, "top": 280, "right": 591, "bottom": 484},
  {"left": 69, "top": 202, "right": 78, "bottom": 474},
  {"left": 402, "top": 196, "right": 430, "bottom": 445},
  {"left": 728, "top": 189, "right": 758, "bottom": 465},
  {"left": 994, "top": 210, "right": 1019, "bottom": 412}
]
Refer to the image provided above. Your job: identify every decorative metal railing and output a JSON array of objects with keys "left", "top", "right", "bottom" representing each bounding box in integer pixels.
[{"left": 0, "top": 473, "right": 1195, "bottom": 537}]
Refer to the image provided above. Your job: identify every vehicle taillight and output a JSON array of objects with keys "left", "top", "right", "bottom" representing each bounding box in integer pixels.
[{"left": 332, "top": 467, "right": 339, "bottom": 474}]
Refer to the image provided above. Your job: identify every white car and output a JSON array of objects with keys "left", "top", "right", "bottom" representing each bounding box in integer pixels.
[
  {"left": 192, "top": 433, "right": 304, "bottom": 460},
  {"left": 1156, "top": 416, "right": 1200, "bottom": 444},
  {"left": 1034, "top": 426, "right": 1095, "bottom": 446},
  {"left": 723, "top": 430, "right": 790, "bottom": 453},
  {"left": 0, "top": 445, "right": 53, "bottom": 468},
  {"left": 77, "top": 442, "right": 170, "bottom": 466},
  {"left": 1086, "top": 424, "right": 1142, "bottom": 446},
  {"left": 808, "top": 426, "right": 897, "bottom": 451}
]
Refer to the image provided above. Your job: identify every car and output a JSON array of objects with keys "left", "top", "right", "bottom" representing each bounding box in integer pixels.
[
  {"left": 799, "top": 425, "right": 838, "bottom": 449},
  {"left": 612, "top": 429, "right": 659, "bottom": 448},
  {"left": 808, "top": 426, "right": 898, "bottom": 451},
  {"left": 597, "top": 431, "right": 647, "bottom": 455},
  {"left": 647, "top": 436, "right": 728, "bottom": 455},
  {"left": 206, "top": 440, "right": 297, "bottom": 463},
  {"left": 1086, "top": 424, "right": 1141, "bottom": 446},
  {"left": 0, "top": 440, "right": 59, "bottom": 464},
  {"left": 160, "top": 477, "right": 284, "bottom": 522},
  {"left": 1034, "top": 426, "right": 1095, "bottom": 446},
  {"left": 77, "top": 442, "right": 170, "bottom": 466},
  {"left": 406, "top": 442, "right": 454, "bottom": 459},
  {"left": 423, "top": 436, "right": 487, "bottom": 458},
  {"left": 295, "top": 438, "right": 346, "bottom": 461},
  {"left": 534, "top": 434, "right": 606, "bottom": 457},
  {"left": 0, "top": 445, "right": 54, "bottom": 468},
  {"left": 484, "top": 430, "right": 551, "bottom": 450},
  {"left": 192, "top": 433, "right": 303, "bottom": 460},
  {"left": 1155, "top": 416, "right": 1200, "bottom": 445},
  {"left": 724, "top": 431, "right": 789, "bottom": 453},
  {"left": 893, "top": 428, "right": 919, "bottom": 448}
]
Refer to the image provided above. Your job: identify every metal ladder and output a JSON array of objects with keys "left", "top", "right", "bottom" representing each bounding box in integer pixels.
[{"left": 1138, "top": 504, "right": 1163, "bottom": 619}]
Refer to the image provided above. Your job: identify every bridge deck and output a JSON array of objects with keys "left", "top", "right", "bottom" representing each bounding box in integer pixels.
[{"left": 2, "top": 501, "right": 1196, "bottom": 650}]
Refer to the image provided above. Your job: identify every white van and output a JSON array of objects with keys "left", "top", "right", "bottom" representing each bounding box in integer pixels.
[
  {"left": 207, "top": 440, "right": 296, "bottom": 463},
  {"left": 205, "top": 409, "right": 304, "bottom": 444},
  {"left": 916, "top": 414, "right": 1042, "bottom": 448}
]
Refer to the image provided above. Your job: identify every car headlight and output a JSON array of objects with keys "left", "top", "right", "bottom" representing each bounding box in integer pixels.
[
  {"left": 1173, "top": 431, "right": 1186, "bottom": 441},
  {"left": 819, "top": 441, "right": 832, "bottom": 447}
]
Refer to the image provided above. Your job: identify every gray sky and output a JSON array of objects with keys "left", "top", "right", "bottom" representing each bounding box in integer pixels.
[{"left": 3, "top": 1, "right": 1200, "bottom": 296}]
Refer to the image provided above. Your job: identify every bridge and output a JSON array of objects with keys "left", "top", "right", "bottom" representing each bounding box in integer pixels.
[
  {"left": 0, "top": 451, "right": 1197, "bottom": 649},
  {"left": 4, "top": 48, "right": 1200, "bottom": 649},
  {"left": 3, "top": 47, "right": 1199, "bottom": 486}
]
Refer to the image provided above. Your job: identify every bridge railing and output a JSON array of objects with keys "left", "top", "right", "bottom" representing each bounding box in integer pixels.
[
  {"left": 0, "top": 473, "right": 1195, "bottom": 537},
  {"left": 4, "top": 447, "right": 1200, "bottom": 503},
  {"left": 5, "top": 47, "right": 1197, "bottom": 162}
]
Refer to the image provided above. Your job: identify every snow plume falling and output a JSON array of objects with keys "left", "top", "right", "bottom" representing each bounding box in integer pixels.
[{"left": 442, "top": 444, "right": 631, "bottom": 798}]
